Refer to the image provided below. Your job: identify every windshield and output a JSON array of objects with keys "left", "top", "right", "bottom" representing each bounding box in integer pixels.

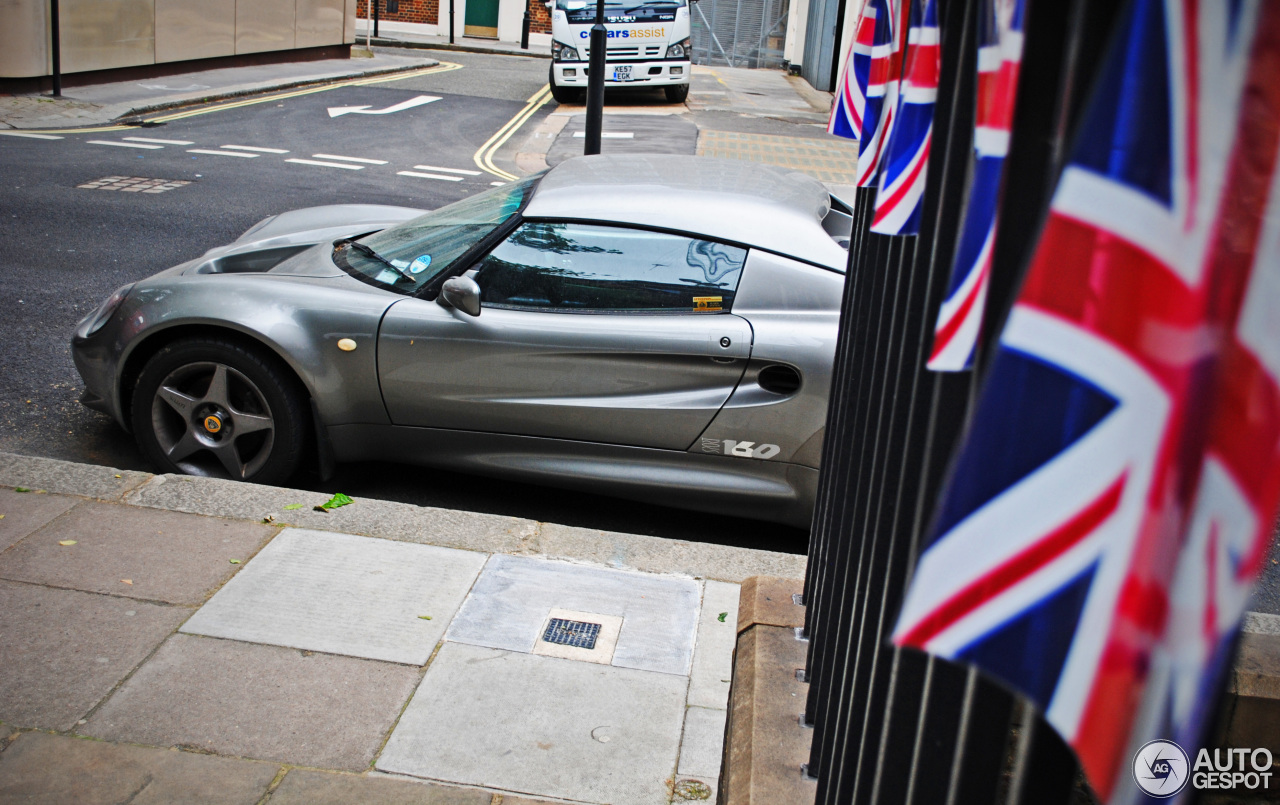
[
  {"left": 334, "top": 174, "right": 540, "bottom": 292},
  {"left": 556, "top": 0, "right": 684, "bottom": 23}
]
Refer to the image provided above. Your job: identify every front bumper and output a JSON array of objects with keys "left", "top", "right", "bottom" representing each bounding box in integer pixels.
[{"left": 552, "top": 60, "right": 691, "bottom": 88}]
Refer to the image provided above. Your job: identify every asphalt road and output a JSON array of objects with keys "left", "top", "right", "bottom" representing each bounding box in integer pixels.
[{"left": 0, "top": 51, "right": 810, "bottom": 553}]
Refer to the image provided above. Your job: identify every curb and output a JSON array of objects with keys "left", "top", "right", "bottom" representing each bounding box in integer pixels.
[
  {"left": 721, "top": 576, "right": 816, "bottom": 805},
  {"left": 0, "top": 58, "right": 440, "bottom": 131},
  {"left": 115, "top": 60, "right": 443, "bottom": 121},
  {"left": 0, "top": 452, "right": 806, "bottom": 584},
  {"left": 371, "top": 38, "right": 551, "bottom": 59}
]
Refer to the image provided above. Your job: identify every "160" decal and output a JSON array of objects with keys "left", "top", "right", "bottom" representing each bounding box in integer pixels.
[{"left": 700, "top": 438, "right": 781, "bottom": 459}]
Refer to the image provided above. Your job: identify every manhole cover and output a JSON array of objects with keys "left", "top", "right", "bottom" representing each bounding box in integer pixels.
[
  {"left": 542, "top": 618, "right": 601, "bottom": 650},
  {"left": 78, "top": 176, "right": 190, "bottom": 193}
]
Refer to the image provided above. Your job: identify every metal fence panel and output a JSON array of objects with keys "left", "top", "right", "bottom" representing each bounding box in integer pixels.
[
  {"left": 799, "top": 0, "right": 1130, "bottom": 803},
  {"left": 692, "top": 0, "right": 790, "bottom": 68}
]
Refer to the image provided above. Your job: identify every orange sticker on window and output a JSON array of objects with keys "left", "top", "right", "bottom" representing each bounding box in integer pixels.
[{"left": 693, "top": 296, "right": 723, "bottom": 312}]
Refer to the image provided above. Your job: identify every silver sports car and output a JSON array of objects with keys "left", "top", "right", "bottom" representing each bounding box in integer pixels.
[{"left": 72, "top": 155, "right": 850, "bottom": 527}]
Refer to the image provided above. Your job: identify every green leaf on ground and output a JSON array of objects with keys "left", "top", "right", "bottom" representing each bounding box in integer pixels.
[
  {"left": 14, "top": 487, "right": 30, "bottom": 493},
  {"left": 717, "top": 612, "right": 728, "bottom": 622},
  {"left": 418, "top": 615, "right": 433, "bottom": 620},
  {"left": 313, "top": 493, "right": 353, "bottom": 512},
  {"left": 282, "top": 503, "right": 304, "bottom": 510},
  {"left": 58, "top": 540, "right": 77, "bottom": 546},
  {"left": 229, "top": 559, "right": 241, "bottom": 564}
]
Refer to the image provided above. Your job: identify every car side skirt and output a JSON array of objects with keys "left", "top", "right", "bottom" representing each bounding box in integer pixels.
[{"left": 327, "top": 423, "right": 817, "bottom": 528}]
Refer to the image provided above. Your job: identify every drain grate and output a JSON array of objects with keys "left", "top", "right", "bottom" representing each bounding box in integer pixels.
[
  {"left": 78, "top": 176, "right": 191, "bottom": 193},
  {"left": 542, "top": 618, "right": 601, "bottom": 650}
]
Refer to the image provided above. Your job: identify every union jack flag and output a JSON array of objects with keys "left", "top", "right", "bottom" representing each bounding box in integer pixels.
[
  {"left": 870, "top": 0, "right": 940, "bottom": 235},
  {"left": 893, "top": 1, "right": 1280, "bottom": 802},
  {"left": 925, "top": 0, "right": 1025, "bottom": 371},
  {"left": 854, "top": 0, "right": 910, "bottom": 188},
  {"left": 828, "top": 0, "right": 872, "bottom": 140}
]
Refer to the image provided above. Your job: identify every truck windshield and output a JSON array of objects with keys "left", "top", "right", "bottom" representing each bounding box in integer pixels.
[{"left": 556, "top": 0, "right": 684, "bottom": 24}]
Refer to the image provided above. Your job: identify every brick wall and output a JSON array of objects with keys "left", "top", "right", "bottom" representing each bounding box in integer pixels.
[
  {"left": 357, "top": 0, "right": 439, "bottom": 26},
  {"left": 528, "top": 0, "right": 552, "bottom": 34}
]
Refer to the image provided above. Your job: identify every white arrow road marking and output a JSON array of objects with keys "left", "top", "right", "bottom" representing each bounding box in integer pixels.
[
  {"left": 122, "top": 137, "right": 194, "bottom": 145},
  {"left": 413, "top": 164, "right": 482, "bottom": 175},
  {"left": 285, "top": 158, "right": 364, "bottom": 170},
  {"left": 312, "top": 154, "right": 388, "bottom": 165},
  {"left": 221, "top": 145, "right": 290, "bottom": 153},
  {"left": 397, "top": 170, "right": 464, "bottom": 182},
  {"left": 327, "top": 95, "right": 441, "bottom": 118},
  {"left": 90, "top": 140, "right": 163, "bottom": 149},
  {"left": 187, "top": 148, "right": 259, "bottom": 158}
]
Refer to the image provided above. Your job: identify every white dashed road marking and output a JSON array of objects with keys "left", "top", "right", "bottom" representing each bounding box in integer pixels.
[
  {"left": 312, "top": 154, "right": 389, "bottom": 165},
  {"left": 187, "top": 148, "right": 259, "bottom": 158},
  {"left": 221, "top": 145, "right": 290, "bottom": 153},
  {"left": 490, "top": 181, "right": 506, "bottom": 186},
  {"left": 397, "top": 170, "right": 464, "bottom": 182},
  {"left": 285, "top": 158, "right": 364, "bottom": 170},
  {"left": 413, "top": 164, "right": 482, "bottom": 176},
  {"left": 89, "top": 140, "right": 163, "bottom": 149},
  {"left": 0, "top": 131, "right": 64, "bottom": 140},
  {"left": 123, "top": 136, "right": 194, "bottom": 145}
]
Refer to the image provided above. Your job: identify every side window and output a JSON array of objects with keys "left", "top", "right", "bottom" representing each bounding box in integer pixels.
[{"left": 472, "top": 222, "right": 746, "bottom": 313}]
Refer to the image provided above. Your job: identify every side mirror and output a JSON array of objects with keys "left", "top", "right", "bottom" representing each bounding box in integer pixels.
[{"left": 439, "top": 275, "right": 482, "bottom": 317}]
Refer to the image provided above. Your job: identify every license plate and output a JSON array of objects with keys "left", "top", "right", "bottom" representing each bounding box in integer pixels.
[{"left": 612, "top": 65, "right": 633, "bottom": 81}]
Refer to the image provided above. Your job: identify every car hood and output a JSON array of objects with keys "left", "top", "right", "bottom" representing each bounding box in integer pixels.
[{"left": 181, "top": 204, "right": 427, "bottom": 278}]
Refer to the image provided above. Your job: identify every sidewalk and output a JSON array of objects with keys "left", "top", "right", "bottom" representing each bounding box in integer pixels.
[{"left": 0, "top": 452, "right": 804, "bottom": 804}]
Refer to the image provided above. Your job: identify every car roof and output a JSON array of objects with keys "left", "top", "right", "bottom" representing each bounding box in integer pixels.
[{"left": 524, "top": 155, "right": 849, "bottom": 271}]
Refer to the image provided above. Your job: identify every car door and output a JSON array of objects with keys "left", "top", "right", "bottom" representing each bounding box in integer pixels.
[{"left": 377, "top": 221, "right": 753, "bottom": 450}]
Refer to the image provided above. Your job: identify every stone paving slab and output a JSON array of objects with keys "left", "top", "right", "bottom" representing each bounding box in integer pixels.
[
  {"left": 182, "top": 529, "right": 486, "bottom": 664},
  {"left": 268, "top": 769, "right": 493, "bottom": 805},
  {"left": 0, "top": 489, "right": 78, "bottom": 553},
  {"left": 447, "top": 554, "right": 701, "bottom": 676},
  {"left": 126, "top": 473, "right": 536, "bottom": 554},
  {"left": 0, "top": 732, "right": 279, "bottom": 805},
  {"left": 0, "top": 453, "right": 151, "bottom": 500},
  {"left": 0, "top": 502, "right": 276, "bottom": 605},
  {"left": 378, "top": 643, "right": 687, "bottom": 805},
  {"left": 697, "top": 130, "right": 861, "bottom": 184},
  {"left": 83, "top": 634, "right": 420, "bottom": 771},
  {"left": 677, "top": 706, "right": 729, "bottom": 780},
  {"left": 687, "top": 579, "right": 741, "bottom": 710},
  {"left": 0, "top": 580, "right": 189, "bottom": 730}
]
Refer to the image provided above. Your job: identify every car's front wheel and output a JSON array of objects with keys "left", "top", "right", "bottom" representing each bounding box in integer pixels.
[
  {"left": 132, "top": 338, "right": 308, "bottom": 485},
  {"left": 664, "top": 83, "right": 690, "bottom": 103}
]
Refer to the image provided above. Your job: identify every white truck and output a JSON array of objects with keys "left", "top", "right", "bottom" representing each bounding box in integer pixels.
[{"left": 546, "top": 0, "right": 693, "bottom": 104}]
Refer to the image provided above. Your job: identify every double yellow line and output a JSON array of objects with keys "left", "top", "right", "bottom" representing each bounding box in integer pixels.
[
  {"left": 14, "top": 62, "right": 464, "bottom": 134},
  {"left": 473, "top": 84, "right": 553, "bottom": 181}
]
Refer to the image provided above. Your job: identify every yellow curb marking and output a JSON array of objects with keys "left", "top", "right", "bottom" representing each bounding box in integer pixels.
[{"left": 473, "top": 84, "right": 552, "bottom": 181}]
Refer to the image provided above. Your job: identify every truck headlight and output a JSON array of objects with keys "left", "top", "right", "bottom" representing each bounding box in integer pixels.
[
  {"left": 552, "top": 41, "right": 580, "bottom": 61},
  {"left": 666, "top": 37, "right": 691, "bottom": 59}
]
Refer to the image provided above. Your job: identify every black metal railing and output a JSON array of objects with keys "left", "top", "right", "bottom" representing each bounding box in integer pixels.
[{"left": 799, "top": 0, "right": 1124, "bottom": 802}]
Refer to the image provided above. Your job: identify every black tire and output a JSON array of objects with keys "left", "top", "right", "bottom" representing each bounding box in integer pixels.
[
  {"left": 131, "top": 338, "right": 308, "bottom": 485},
  {"left": 664, "top": 82, "right": 690, "bottom": 103},
  {"left": 549, "top": 66, "right": 581, "bottom": 104}
]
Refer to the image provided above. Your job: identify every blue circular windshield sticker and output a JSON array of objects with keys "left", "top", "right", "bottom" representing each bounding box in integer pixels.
[{"left": 409, "top": 254, "right": 432, "bottom": 274}]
